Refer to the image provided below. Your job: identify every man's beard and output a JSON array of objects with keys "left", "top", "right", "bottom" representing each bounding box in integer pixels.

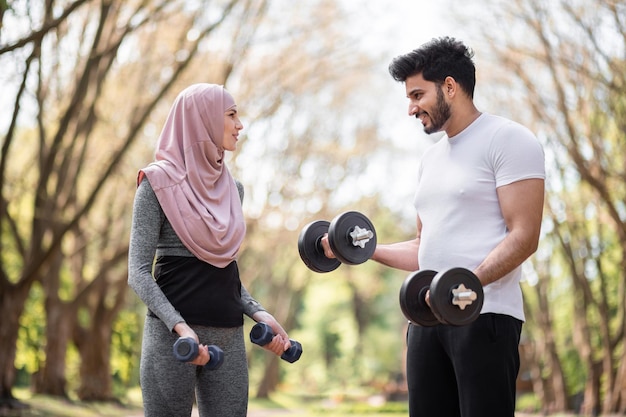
[{"left": 422, "top": 87, "right": 451, "bottom": 134}]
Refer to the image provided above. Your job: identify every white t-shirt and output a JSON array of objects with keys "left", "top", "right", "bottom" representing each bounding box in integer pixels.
[{"left": 414, "top": 113, "right": 545, "bottom": 321}]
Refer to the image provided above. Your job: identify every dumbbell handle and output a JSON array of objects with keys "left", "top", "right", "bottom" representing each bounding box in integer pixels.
[
  {"left": 451, "top": 283, "right": 478, "bottom": 310},
  {"left": 250, "top": 322, "right": 302, "bottom": 363},
  {"left": 349, "top": 225, "right": 374, "bottom": 248},
  {"left": 315, "top": 225, "right": 373, "bottom": 251}
]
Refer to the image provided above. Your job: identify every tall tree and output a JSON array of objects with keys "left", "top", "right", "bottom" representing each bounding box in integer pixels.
[
  {"left": 2, "top": 0, "right": 426, "bottom": 408},
  {"left": 0, "top": 0, "right": 256, "bottom": 408},
  {"left": 222, "top": 0, "right": 413, "bottom": 397},
  {"left": 458, "top": 0, "right": 626, "bottom": 413}
]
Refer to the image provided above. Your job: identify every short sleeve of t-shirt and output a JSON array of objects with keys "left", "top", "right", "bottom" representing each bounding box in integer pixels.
[{"left": 489, "top": 121, "right": 545, "bottom": 187}]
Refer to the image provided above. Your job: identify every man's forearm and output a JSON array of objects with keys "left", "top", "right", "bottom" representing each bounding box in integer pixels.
[
  {"left": 372, "top": 239, "right": 420, "bottom": 272},
  {"left": 473, "top": 230, "right": 539, "bottom": 286}
]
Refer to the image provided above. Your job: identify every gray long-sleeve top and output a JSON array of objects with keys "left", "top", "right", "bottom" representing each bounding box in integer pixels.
[{"left": 128, "top": 177, "right": 265, "bottom": 332}]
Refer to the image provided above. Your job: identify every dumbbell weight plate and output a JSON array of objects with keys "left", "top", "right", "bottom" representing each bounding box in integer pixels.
[
  {"left": 298, "top": 220, "right": 341, "bottom": 273},
  {"left": 328, "top": 211, "right": 377, "bottom": 265},
  {"left": 173, "top": 337, "right": 199, "bottom": 362},
  {"left": 398, "top": 270, "right": 440, "bottom": 327},
  {"left": 429, "top": 268, "right": 484, "bottom": 326},
  {"left": 206, "top": 345, "right": 225, "bottom": 370}
]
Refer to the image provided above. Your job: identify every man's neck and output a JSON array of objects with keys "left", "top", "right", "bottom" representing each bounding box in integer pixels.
[{"left": 445, "top": 105, "right": 481, "bottom": 138}]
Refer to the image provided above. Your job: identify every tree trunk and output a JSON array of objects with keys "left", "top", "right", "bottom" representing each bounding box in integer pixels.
[
  {"left": 32, "top": 252, "right": 72, "bottom": 398},
  {"left": 575, "top": 315, "right": 601, "bottom": 415},
  {"left": 348, "top": 278, "right": 367, "bottom": 381},
  {"left": 537, "top": 275, "right": 568, "bottom": 411},
  {"left": 580, "top": 363, "right": 602, "bottom": 416},
  {"left": 0, "top": 281, "right": 33, "bottom": 410},
  {"left": 526, "top": 349, "right": 546, "bottom": 411},
  {"left": 524, "top": 259, "right": 569, "bottom": 413},
  {"left": 75, "top": 320, "right": 114, "bottom": 401},
  {"left": 254, "top": 273, "right": 302, "bottom": 398},
  {"left": 546, "top": 340, "right": 568, "bottom": 411},
  {"left": 255, "top": 357, "right": 279, "bottom": 399},
  {"left": 31, "top": 308, "right": 73, "bottom": 398},
  {"left": 73, "top": 273, "right": 128, "bottom": 402},
  {"left": 613, "top": 355, "right": 626, "bottom": 413}
]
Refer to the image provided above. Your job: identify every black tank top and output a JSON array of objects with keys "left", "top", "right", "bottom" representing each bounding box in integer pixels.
[{"left": 151, "top": 256, "right": 244, "bottom": 327}]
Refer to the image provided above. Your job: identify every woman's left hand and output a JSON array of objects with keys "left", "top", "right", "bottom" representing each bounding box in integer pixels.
[{"left": 251, "top": 311, "right": 292, "bottom": 356}]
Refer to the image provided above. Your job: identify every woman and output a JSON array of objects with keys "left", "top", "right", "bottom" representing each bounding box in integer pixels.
[{"left": 128, "top": 83, "right": 291, "bottom": 417}]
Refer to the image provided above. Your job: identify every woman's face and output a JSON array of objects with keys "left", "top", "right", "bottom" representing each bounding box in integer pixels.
[{"left": 222, "top": 106, "right": 243, "bottom": 152}]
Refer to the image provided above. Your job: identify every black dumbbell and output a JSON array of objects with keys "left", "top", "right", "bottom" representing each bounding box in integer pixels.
[
  {"left": 399, "top": 268, "right": 484, "bottom": 327},
  {"left": 250, "top": 322, "right": 303, "bottom": 363},
  {"left": 298, "top": 211, "right": 377, "bottom": 273},
  {"left": 173, "top": 337, "right": 224, "bottom": 370}
]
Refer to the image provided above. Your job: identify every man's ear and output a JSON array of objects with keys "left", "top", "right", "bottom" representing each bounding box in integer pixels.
[{"left": 444, "top": 76, "right": 457, "bottom": 98}]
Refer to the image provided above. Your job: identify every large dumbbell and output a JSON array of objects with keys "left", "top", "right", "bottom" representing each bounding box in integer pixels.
[
  {"left": 173, "top": 337, "right": 225, "bottom": 370},
  {"left": 399, "top": 268, "right": 484, "bottom": 327},
  {"left": 250, "top": 322, "right": 303, "bottom": 363},
  {"left": 298, "top": 211, "right": 377, "bottom": 273}
]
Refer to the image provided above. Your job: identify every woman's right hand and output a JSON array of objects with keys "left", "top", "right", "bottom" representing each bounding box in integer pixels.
[{"left": 173, "top": 322, "right": 211, "bottom": 366}]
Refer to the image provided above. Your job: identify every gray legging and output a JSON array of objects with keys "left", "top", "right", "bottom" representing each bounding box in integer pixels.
[{"left": 140, "top": 315, "right": 249, "bottom": 417}]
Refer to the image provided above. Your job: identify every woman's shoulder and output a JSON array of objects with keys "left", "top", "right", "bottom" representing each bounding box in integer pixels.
[{"left": 135, "top": 176, "right": 160, "bottom": 208}]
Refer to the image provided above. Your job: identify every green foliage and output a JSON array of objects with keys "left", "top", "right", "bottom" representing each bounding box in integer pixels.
[
  {"left": 4, "top": 0, "right": 625, "bottom": 413},
  {"left": 64, "top": 344, "right": 81, "bottom": 399},
  {"left": 560, "top": 348, "right": 585, "bottom": 396},
  {"left": 15, "top": 283, "right": 46, "bottom": 376},
  {"left": 278, "top": 268, "right": 404, "bottom": 393},
  {"left": 516, "top": 393, "right": 541, "bottom": 413},
  {"left": 110, "top": 299, "right": 144, "bottom": 392}
]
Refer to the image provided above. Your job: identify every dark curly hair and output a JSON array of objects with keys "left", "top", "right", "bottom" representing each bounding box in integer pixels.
[{"left": 388, "top": 37, "right": 476, "bottom": 98}]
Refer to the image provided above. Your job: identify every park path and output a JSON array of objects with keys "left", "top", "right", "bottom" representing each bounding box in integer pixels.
[
  {"left": 195, "top": 407, "right": 300, "bottom": 416},
  {"left": 124, "top": 407, "right": 301, "bottom": 416},
  {"left": 122, "top": 407, "right": 544, "bottom": 416}
]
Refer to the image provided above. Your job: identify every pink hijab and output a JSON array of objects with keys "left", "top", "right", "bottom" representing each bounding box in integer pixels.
[{"left": 139, "top": 84, "right": 245, "bottom": 268}]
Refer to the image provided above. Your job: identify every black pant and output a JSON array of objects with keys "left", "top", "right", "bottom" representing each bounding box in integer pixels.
[{"left": 406, "top": 313, "right": 522, "bottom": 417}]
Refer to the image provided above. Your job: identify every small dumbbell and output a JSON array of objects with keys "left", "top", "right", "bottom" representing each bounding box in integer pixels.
[
  {"left": 298, "top": 211, "right": 377, "bottom": 273},
  {"left": 250, "top": 322, "right": 303, "bottom": 363},
  {"left": 173, "top": 337, "right": 224, "bottom": 370},
  {"left": 399, "top": 268, "right": 484, "bottom": 327}
]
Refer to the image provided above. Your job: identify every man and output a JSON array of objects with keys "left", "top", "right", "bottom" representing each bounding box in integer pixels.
[{"left": 326, "top": 37, "right": 545, "bottom": 416}]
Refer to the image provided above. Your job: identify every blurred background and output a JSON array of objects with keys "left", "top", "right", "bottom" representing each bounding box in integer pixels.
[{"left": 0, "top": 0, "right": 625, "bottom": 415}]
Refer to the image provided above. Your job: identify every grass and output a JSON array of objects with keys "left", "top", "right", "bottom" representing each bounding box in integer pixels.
[
  {"left": 6, "top": 388, "right": 144, "bottom": 417},
  {"left": 6, "top": 388, "right": 408, "bottom": 417},
  {"left": 6, "top": 388, "right": 587, "bottom": 417},
  {"left": 249, "top": 391, "right": 408, "bottom": 416}
]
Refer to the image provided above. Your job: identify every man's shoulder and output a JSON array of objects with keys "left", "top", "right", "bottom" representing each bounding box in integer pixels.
[
  {"left": 467, "top": 114, "right": 538, "bottom": 152},
  {"left": 481, "top": 113, "right": 533, "bottom": 136}
]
